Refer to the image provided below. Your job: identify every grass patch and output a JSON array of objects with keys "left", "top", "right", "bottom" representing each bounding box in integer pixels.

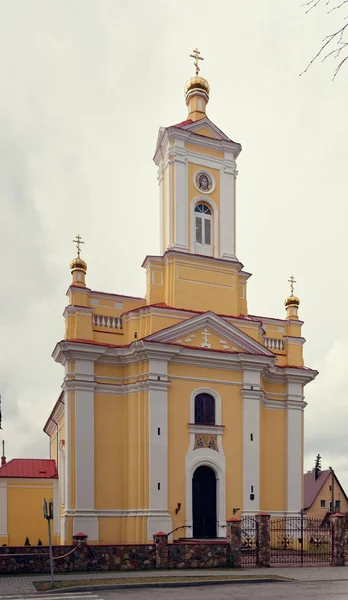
[{"left": 34, "top": 574, "right": 290, "bottom": 591}]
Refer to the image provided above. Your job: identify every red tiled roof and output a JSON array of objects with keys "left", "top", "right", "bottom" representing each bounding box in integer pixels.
[
  {"left": 303, "top": 470, "right": 330, "bottom": 509},
  {"left": 172, "top": 119, "right": 193, "bottom": 128},
  {"left": 0, "top": 459, "right": 57, "bottom": 479}
]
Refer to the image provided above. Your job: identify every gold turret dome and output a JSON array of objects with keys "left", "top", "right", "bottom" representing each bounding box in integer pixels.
[
  {"left": 285, "top": 294, "right": 300, "bottom": 308},
  {"left": 184, "top": 76, "right": 210, "bottom": 100},
  {"left": 70, "top": 256, "right": 87, "bottom": 274}
]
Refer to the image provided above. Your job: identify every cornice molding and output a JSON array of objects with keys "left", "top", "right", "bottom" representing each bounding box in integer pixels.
[
  {"left": 283, "top": 336, "right": 306, "bottom": 347},
  {"left": 141, "top": 248, "right": 247, "bottom": 272},
  {"left": 63, "top": 305, "right": 94, "bottom": 319}
]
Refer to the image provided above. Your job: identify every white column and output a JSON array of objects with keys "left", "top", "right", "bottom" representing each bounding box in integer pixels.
[
  {"left": 164, "top": 151, "right": 172, "bottom": 250},
  {"left": 242, "top": 368, "right": 262, "bottom": 515},
  {"left": 61, "top": 389, "right": 70, "bottom": 542},
  {"left": 72, "top": 358, "right": 98, "bottom": 540},
  {"left": 173, "top": 140, "right": 188, "bottom": 251},
  {"left": 220, "top": 153, "right": 237, "bottom": 260},
  {"left": 158, "top": 165, "right": 164, "bottom": 254},
  {"left": 73, "top": 382, "right": 98, "bottom": 540},
  {"left": 147, "top": 360, "right": 172, "bottom": 539},
  {"left": 0, "top": 481, "right": 7, "bottom": 540},
  {"left": 286, "top": 380, "right": 304, "bottom": 515}
]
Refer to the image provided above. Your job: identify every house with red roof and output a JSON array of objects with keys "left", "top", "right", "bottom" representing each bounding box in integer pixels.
[
  {"left": 304, "top": 467, "right": 348, "bottom": 520},
  {"left": 0, "top": 455, "right": 58, "bottom": 546}
]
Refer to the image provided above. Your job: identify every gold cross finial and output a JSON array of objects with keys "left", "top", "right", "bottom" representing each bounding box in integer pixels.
[
  {"left": 73, "top": 234, "right": 84, "bottom": 258},
  {"left": 288, "top": 275, "right": 297, "bottom": 295},
  {"left": 190, "top": 47, "right": 204, "bottom": 76}
]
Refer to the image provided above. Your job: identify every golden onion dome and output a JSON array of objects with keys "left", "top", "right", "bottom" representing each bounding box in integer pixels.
[
  {"left": 184, "top": 76, "right": 210, "bottom": 99},
  {"left": 70, "top": 257, "right": 87, "bottom": 273},
  {"left": 285, "top": 294, "right": 300, "bottom": 308}
]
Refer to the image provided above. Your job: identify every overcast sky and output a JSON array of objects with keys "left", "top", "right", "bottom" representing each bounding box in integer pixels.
[{"left": 0, "top": 0, "right": 347, "bottom": 494}]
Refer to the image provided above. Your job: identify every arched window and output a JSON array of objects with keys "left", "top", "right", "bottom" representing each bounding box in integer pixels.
[
  {"left": 195, "top": 203, "right": 212, "bottom": 246},
  {"left": 194, "top": 393, "right": 215, "bottom": 425}
]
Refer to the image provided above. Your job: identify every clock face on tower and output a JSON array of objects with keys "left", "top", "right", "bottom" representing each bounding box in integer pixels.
[{"left": 195, "top": 171, "right": 213, "bottom": 193}]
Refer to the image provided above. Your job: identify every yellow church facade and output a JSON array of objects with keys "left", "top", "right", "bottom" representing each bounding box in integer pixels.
[{"left": 42, "top": 58, "right": 317, "bottom": 545}]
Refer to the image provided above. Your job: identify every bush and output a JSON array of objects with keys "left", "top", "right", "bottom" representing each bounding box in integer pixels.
[
  {"left": 24, "top": 536, "right": 31, "bottom": 546},
  {"left": 38, "top": 539, "right": 43, "bottom": 546}
]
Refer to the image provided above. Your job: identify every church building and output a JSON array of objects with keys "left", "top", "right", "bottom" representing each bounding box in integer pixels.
[{"left": 24, "top": 51, "right": 318, "bottom": 545}]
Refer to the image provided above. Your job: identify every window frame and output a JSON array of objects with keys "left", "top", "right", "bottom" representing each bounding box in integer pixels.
[
  {"left": 195, "top": 203, "right": 212, "bottom": 247},
  {"left": 194, "top": 393, "right": 216, "bottom": 426}
]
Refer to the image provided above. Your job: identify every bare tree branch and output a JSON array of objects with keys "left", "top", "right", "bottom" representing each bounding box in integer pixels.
[{"left": 302, "top": 0, "right": 348, "bottom": 77}]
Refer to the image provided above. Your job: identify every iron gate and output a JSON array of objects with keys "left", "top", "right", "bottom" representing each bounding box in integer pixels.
[
  {"left": 241, "top": 516, "right": 258, "bottom": 566},
  {"left": 270, "top": 516, "right": 332, "bottom": 566}
]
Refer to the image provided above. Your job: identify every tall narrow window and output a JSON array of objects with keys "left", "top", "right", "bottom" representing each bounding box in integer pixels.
[
  {"left": 194, "top": 393, "right": 215, "bottom": 425},
  {"left": 195, "top": 204, "right": 212, "bottom": 246}
]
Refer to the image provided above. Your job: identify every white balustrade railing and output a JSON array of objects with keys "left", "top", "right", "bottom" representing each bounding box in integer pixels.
[
  {"left": 92, "top": 314, "right": 122, "bottom": 329},
  {"left": 264, "top": 337, "right": 284, "bottom": 351}
]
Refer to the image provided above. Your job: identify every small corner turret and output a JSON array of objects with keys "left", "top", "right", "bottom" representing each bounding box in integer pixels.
[
  {"left": 70, "top": 234, "right": 87, "bottom": 288},
  {"left": 285, "top": 275, "right": 300, "bottom": 321}
]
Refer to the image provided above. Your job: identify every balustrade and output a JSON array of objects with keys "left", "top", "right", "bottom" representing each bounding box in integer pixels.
[
  {"left": 264, "top": 337, "right": 284, "bottom": 351},
  {"left": 92, "top": 314, "right": 122, "bottom": 329}
]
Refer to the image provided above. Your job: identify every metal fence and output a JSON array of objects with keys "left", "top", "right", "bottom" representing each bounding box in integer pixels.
[
  {"left": 241, "top": 516, "right": 258, "bottom": 566},
  {"left": 270, "top": 516, "right": 332, "bottom": 566}
]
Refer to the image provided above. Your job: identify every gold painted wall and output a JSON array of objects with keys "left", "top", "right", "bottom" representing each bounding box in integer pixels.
[
  {"left": 260, "top": 405, "right": 286, "bottom": 512},
  {"left": 7, "top": 482, "right": 55, "bottom": 546}
]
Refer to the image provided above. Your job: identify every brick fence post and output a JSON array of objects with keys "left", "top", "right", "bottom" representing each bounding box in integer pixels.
[
  {"left": 330, "top": 514, "right": 345, "bottom": 566},
  {"left": 72, "top": 532, "right": 88, "bottom": 572},
  {"left": 153, "top": 532, "right": 168, "bottom": 569},
  {"left": 256, "top": 513, "right": 271, "bottom": 567},
  {"left": 226, "top": 518, "right": 241, "bottom": 568}
]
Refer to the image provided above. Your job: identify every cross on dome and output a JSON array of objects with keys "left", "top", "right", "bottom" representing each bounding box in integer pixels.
[
  {"left": 190, "top": 47, "right": 204, "bottom": 76},
  {"left": 288, "top": 275, "right": 297, "bottom": 295},
  {"left": 73, "top": 234, "right": 84, "bottom": 258}
]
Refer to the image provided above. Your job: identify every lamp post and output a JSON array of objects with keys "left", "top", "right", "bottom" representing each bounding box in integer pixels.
[{"left": 43, "top": 498, "right": 54, "bottom": 586}]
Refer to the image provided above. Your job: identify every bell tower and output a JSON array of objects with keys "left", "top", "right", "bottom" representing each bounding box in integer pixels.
[
  {"left": 146, "top": 51, "right": 249, "bottom": 315},
  {"left": 153, "top": 49, "right": 242, "bottom": 262}
]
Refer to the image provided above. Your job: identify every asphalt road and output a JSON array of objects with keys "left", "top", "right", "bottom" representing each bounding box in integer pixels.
[{"left": 101, "top": 580, "right": 348, "bottom": 599}]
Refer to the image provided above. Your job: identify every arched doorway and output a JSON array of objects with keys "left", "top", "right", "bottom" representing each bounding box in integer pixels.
[{"left": 192, "top": 465, "right": 217, "bottom": 538}]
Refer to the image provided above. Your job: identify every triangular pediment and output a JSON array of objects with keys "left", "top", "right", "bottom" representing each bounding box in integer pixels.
[
  {"left": 178, "top": 117, "right": 231, "bottom": 142},
  {"left": 145, "top": 312, "right": 273, "bottom": 357}
]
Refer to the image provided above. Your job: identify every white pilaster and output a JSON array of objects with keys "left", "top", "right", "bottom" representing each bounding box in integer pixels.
[
  {"left": 242, "top": 368, "right": 262, "bottom": 514},
  {"left": 286, "top": 380, "right": 304, "bottom": 514},
  {"left": 164, "top": 153, "right": 172, "bottom": 250},
  {"left": 0, "top": 481, "right": 7, "bottom": 538},
  {"left": 74, "top": 382, "right": 98, "bottom": 539},
  {"left": 72, "top": 358, "right": 98, "bottom": 540},
  {"left": 220, "top": 153, "right": 237, "bottom": 260},
  {"left": 173, "top": 139, "right": 188, "bottom": 251},
  {"left": 147, "top": 359, "right": 172, "bottom": 539},
  {"left": 158, "top": 165, "right": 164, "bottom": 254}
]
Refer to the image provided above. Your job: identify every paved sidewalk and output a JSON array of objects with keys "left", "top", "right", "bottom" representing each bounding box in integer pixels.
[{"left": 1, "top": 566, "right": 348, "bottom": 595}]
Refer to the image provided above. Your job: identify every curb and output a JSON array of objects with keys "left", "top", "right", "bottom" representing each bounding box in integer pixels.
[{"left": 39, "top": 578, "right": 290, "bottom": 593}]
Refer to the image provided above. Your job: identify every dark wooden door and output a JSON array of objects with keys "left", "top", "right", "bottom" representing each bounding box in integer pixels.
[{"left": 192, "top": 466, "right": 217, "bottom": 538}]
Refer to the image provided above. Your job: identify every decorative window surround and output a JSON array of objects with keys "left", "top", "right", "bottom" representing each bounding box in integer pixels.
[{"left": 188, "top": 424, "right": 224, "bottom": 435}]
